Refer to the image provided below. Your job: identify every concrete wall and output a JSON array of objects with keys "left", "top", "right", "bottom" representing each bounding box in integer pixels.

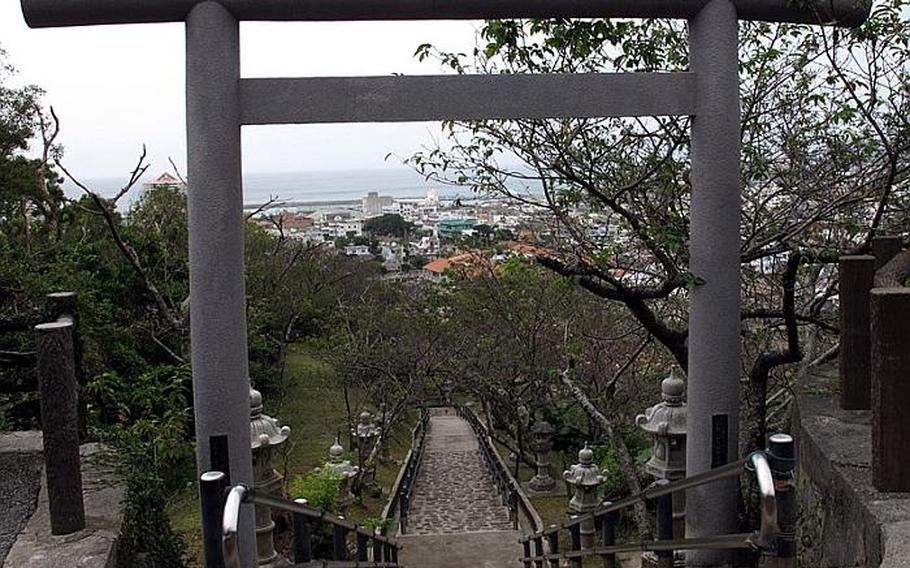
[{"left": 795, "top": 368, "right": 910, "bottom": 567}]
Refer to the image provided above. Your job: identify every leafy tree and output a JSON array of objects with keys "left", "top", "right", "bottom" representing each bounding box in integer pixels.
[
  {"left": 0, "top": 49, "right": 63, "bottom": 235},
  {"left": 411, "top": 3, "right": 910, "bottom": 458},
  {"left": 362, "top": 213, "right": 416, "bottom": 238}
]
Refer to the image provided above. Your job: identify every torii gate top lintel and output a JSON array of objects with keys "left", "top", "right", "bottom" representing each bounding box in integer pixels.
[{"left": 22, "top": 0, "right": 871, "bottom": 29}]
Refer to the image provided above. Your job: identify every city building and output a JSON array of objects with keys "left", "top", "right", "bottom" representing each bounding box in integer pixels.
[
  {"left": 362, "top": 192, "right": 394, "bottom": 217},
  {"left": 143, "top": 172, "right": 186, "bottom": 192},
  {"left": 436, "top": 218, "right": 477, "bottom": 239}
]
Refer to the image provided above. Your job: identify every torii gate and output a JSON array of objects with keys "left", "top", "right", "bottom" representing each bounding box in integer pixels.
[{"left": 20, "top": 1, "right": 869, "bottom": 566}]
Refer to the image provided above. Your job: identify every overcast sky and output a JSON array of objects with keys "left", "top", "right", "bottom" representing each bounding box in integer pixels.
[{"left": 1, "top": 2, "right": 480, "bottom": 179}]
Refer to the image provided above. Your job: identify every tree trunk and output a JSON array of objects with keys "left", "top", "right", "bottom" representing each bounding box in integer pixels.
[{"left": 561, "top": 368, "right": 651, "bottom": 539}]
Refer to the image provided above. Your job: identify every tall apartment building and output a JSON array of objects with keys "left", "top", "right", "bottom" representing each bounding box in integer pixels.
[{"left": 362, "top": 191, "right": 394, "bottom": 217}]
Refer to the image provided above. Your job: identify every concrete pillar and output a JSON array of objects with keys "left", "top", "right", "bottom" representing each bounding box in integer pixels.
[
  {"left": 871, "top": 288, "right": 910, "bottom": 492},
  {"left": 687, "top": 1, "right": 741, "bottom": 564},
  {"left": 871, "top": 235, "right": 902, "bottom": 271},
  {"left": 186, "top": 2, "right": 256, "bottom": 566},
  {"left": 838, "top": 255, "right": 875, "bottom": 410}
]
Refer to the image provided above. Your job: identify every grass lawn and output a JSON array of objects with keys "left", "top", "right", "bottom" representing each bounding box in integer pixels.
[{"left": 167, "top": 342, "right": 415, "bottom": 566}]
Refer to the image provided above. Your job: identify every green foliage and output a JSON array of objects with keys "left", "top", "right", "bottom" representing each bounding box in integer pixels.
[
  {"left": 592, "top": 427, "right": 652, "bottom": 499},
  {"left": 90, "top": 365, "right": 192, "bottom": 568},
  {"left": 363, "top": 214, "right": 415, "bottom": 238},
  {"left": 363, "top": 516, "right": 393, "bottom": 533},
  {"left": 87, "top": 365, "right": 194, "bottom": 483},
  {"left": 290, "top": 470, "right": 343, "bottom": 513},
  {"left": 592, "top": 444, "right": 625, "bottom": 498},
  {"left": 114, "top": 434, "right": 189, "bottom": 568}
]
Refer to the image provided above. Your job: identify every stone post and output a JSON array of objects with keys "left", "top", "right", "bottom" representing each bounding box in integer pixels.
[
  {"left": 871, "top": 288, "right": 910, "bottom": 492},
  {"left": 35, "top": 320, "right": 85, "bottom": 535},
  {"left": 563, "top": 444, "right": 605, "bottom": 548},
  {"left": 839, "top": 255, "right": 875, "bottom": 410},
  {"left": 45, "top": 292, "right": 86, "bottom": 439},
  {"left": 250, "top": 388, "right": 290, "bottom": 565}
]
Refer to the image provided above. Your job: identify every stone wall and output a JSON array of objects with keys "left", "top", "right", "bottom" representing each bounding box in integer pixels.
[{"left": 795, "top": 368, "right": 910, "bottom": 567}]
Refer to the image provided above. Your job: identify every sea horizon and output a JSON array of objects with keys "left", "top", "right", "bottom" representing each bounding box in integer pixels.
[{"left": 63, "top": 167, "right": 541, "bottom": 210}]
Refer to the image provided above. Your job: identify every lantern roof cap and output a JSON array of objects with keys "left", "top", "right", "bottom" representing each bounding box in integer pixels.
[
  {"left": 636, "top": 370, "right": 688, "bottom": 436},
  {"left": 250, "top": 387, "right": 290, "bottom": 448},
  {"left": 329, "top": 436, "right": 345, "bottom": 459},
  {"left": 661, "top": 369, "right": 686, "bottom": 404},
  {"left": 563, "top": 443, "right": 605, "bottom": 487}
]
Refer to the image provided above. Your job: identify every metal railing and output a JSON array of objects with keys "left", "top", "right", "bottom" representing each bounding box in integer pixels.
[
  {"left": 381, "top": 409, "right": 429, "bottom": 535},
  {"left": 200, "top": 471, "right": 403, "bottom": 568},
  {"left": 517, "top": 433, "right": 796, "bottom": 568},
  {"left": 457, "top": 405, "right": 544, "bottom": 535}
]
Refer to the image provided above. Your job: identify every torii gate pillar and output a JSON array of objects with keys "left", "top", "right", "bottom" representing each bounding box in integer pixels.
[
  {"left": 688, "top": 1, "right": 742, "bottom": 564},
  {"left": 185, "top": 3, "right": 257, "bottom": 567}
]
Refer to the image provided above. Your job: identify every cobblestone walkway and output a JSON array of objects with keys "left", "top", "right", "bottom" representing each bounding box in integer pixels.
[
  {"left": 399, "top": 411, "right": 521, "bottom": 567},
  {"left": 407, "top": 414, "right": 513, "bottom": 534}
]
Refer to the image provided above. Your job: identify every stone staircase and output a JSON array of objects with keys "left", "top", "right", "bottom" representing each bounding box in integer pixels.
[{"left": 397, "top": 413, "right": 522, "bottom": 567}]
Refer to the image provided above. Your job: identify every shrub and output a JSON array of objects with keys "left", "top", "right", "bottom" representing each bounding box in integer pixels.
[
  {"left": 88, "top": 365, "right": 192, "bottom": 567},
  {"left": 363, "top": 516, "right": 393, "bottom": 534},
  {"left": 290, "top": 470, "right": 343, "bottom": 513},
  {"left": 115, "top": 435, "right": 188, "bottom": 568}
]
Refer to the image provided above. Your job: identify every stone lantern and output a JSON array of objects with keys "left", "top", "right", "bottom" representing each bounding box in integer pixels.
[
  {"left": 318, "top": 436, "right": 359, "bottom": 510},
  {"left": 636, "top": 368, "right": 688, "bottom": 538},
  {"left": 563, "top": 443, "right": 605, "bottom": 548},
  {"left": 250, "top": 388, "right": 290, "bottom": 566},
  {"left": 354, "top": 411, "right": 380, "bottom": 485},
  {"left": 354, "top": 411, "right": 380, "bottom": 450},
  {"left": 528, "top": 420, "right": 557, "bottom": 493}
]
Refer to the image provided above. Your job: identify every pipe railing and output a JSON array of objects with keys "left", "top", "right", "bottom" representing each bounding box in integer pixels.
[
  {"left": 457, "top": 405, "right": 544, "bottom": 535},
  {"left": 202, "top": 473, "right": 403, "bottom": 568},
  {"left": 518, "top": 434, "right": 796, "bottom": 568},
  {"left": 385, "top": 409, "right": 430, "bottom": 534}
]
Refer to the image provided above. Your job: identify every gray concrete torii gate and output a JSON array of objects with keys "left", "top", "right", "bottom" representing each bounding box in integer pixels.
[{"left": 21, "top": 1, "right": 869, "bottom": 566}]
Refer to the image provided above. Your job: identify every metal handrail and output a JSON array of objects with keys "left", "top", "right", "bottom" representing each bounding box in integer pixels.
[
  {"left": 222, "top": 485, "right": 247, "bottom": 568},
  {"left": 515, "top": 435, "right": 796, "bottom": 568},
  {"left": 457, "top": 405, "right": 545, "bottom": 534},
  {"left": 529, "top": 453, "right": 775, "bottom": 540},
  {"left": 216, "top": 483, "right": 401, "bottom": 568},
  {"left": 249, "top": 490, "right": 399, "bottom": 544},
  {"left": 523, "top": 455, "right": 776, "bottom": 548},
  {"left": 386, "top": 409, "right": 429, "bottom": 534},
  {"left": 750, "top": 451, "right": 778, "bottom": 550}
]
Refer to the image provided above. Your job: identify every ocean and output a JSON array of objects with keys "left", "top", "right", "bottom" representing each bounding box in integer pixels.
[{"left": 67, "top": 168, "right": 539, "bottom": 209}]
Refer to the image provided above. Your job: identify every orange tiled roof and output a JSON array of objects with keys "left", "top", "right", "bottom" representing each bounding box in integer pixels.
[{"left": 423, "top": 251, "right": 487, "bottom": 274}]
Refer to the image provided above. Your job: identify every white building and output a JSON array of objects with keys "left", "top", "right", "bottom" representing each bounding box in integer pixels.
[
  {"left": 344, "top": 245, "right": 372, "bottom": 257},
  {"left": 363, "top": 192, "right": 394, "bottom": 217},
  {"left": 321, "top": 219, "right": 363, "bottom": 238},
  {"left": 425, "top": 187, "right": 440, "bottom": 206},
  {"left": 143, "top": 172, "right": 186, "bottom": 192}
]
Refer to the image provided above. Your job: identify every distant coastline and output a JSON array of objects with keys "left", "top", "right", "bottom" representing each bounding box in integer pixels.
[{"left": 65, "top": 167, "right": 540, "bottom": 210}]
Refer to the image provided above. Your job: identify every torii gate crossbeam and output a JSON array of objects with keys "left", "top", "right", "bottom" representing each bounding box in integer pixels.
[{"left": 20, "top": 1, "right": 870, "bottom": 566}]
